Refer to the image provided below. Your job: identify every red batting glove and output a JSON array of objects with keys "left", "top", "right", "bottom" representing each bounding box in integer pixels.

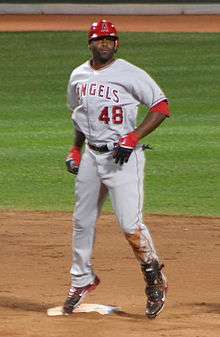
[
  {"left": 119, "top": 131, "right": 139, "bottom": 149},
  {"left": 65, "top": 147, "right": 81, "bottom": 175},
  {"left": 113, "top": 132, "right": 139, "bottom": 165}
]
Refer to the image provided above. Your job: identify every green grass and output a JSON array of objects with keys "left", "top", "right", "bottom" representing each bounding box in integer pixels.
[{"left": 0, "top": 32, "right": 219, "bottom": 216}]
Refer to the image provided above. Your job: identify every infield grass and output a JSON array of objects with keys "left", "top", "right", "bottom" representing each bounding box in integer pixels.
[{"left": 0, "top": 32, "right": 219, "bottom": 216}]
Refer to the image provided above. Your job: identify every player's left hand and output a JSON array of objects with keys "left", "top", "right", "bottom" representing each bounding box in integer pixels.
[{"left": 113, "top": 132, "right": 139, "bottom": 165}]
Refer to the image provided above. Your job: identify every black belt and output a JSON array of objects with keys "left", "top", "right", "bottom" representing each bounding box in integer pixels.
[
  {"left": 88, "top": 143, "right": 153, "bottom": 153},
  {"left": 88, "top": 143, "right": 110, "bottom": 153}
]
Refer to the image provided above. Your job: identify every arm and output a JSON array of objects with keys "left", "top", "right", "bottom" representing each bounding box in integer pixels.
[
  {"left": 134, "top": 111, "right": 167, "bottom": 140},
  {"left": 73, "top": 128, "right": 86, "bottom": 149},
  {"left": 133, "top": 99, "right": 171, "bottom": 140},
  {"left": 113, "top": 100, "right": 171, "bottom": 165},
  {"left": 66, "top": 128, "right": 85, "bottom": 175}
]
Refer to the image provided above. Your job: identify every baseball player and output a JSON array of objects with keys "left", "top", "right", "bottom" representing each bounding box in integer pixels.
[{"left": 63, "top": 19, "right": 171, "bottom": 319}]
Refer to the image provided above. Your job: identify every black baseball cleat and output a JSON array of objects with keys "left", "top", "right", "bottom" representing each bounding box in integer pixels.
[
  {"left": 141, "top": 260, "right": 167, "bottom": 319},
  {"left": 63, "top": 276, "right": 100, "bottom": 314}
]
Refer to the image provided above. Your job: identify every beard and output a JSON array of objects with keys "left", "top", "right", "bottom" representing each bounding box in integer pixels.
[{"left": 93, "top": 48, "right": 115, "bottom": 64}]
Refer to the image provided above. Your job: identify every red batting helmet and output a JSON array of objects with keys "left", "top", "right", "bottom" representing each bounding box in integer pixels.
[{"left": 88, "top": 19, "right": 119, "bottom": 42}]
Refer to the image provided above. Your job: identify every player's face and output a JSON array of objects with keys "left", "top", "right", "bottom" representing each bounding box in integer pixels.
[{"left": 89, "top": 36, "right": 117, "bottom": 65}]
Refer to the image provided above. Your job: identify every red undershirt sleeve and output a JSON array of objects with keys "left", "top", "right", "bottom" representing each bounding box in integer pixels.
[{"left": 150, "top": 100, "right": 171, "bottom": 117}]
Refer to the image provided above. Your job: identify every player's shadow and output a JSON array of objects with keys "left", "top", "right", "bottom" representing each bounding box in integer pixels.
[
  {"left": 0, "top": 295, "right": 143, "bottom": 320},
  {"left": 0, "top": 295, "right": 54, "bottom": 313},
  {"left": 0, "top": 295, "right": 144, "bottom": 319},
  {"left": 114, "top": 310, "right": 148, "bottom": 320}
]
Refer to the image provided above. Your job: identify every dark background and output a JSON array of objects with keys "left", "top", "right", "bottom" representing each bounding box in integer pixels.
[{"left": 0, "top": 1, "right": 219, "bottom": 5}]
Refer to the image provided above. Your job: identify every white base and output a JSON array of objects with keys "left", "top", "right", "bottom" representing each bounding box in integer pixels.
[{"left": 47, "top": 303, "right": 121, "bottom": 316}]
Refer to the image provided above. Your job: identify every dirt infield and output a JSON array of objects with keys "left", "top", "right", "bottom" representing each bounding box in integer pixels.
[
  {"left": 0, "top": 14, "right": 220, "bottom": 32},
  {"left": 0, "top": 14, "right": 220, "bottom": 337},
  {"left": 0, "top": 211, "right": 219, "bottom": 337}
]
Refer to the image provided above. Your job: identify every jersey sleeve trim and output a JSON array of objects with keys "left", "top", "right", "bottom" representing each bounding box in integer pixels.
[{"left": 149, "top": 99, "right": 171, "bottom": 117}]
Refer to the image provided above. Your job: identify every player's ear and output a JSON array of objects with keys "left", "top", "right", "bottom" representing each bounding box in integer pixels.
[
  {"left": 114, "top": 40, "right": 119, "bottom": 52},
  {"left": 88, "top": 40, "right": 92, "bottom": 50}
]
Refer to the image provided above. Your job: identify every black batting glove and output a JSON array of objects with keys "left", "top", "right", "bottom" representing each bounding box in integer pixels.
[
  {"left": 113, "top": 132, "right": 139, "bottom": 165},
  {"left": 113, "top": 146, "right": 133, "bottom": 165}
]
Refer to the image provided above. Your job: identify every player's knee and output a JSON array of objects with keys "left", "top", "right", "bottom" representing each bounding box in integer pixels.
[
  {"left": 74, "top": 213, "right": 97, "bottom": 231},
  {"left": 124, "top": 229, "right": 141, "bottom": 249},
  {"left": 120, "top": 220, "right": 137, "bottom": 235}
]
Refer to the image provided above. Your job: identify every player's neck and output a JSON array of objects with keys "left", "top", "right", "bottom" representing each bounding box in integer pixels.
[{"left": 90, "top": 58, "right": 115, "bottom": 70}]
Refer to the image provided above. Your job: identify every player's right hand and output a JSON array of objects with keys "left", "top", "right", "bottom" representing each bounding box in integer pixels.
[{"left": 65, "top": 147, "right": 81, "bottom": 175}]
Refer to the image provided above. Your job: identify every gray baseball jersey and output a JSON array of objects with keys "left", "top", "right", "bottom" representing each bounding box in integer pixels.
[{"left": 67, "top": 58, "right": 167, "bottom": 147}]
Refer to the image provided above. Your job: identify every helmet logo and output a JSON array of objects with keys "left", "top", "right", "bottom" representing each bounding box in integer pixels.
[
  {"left": 88, "top": 20, "right": 118, "bottom": 42},
  {"left": 101, "top": 22, "right": 108, "bottom": 32}
]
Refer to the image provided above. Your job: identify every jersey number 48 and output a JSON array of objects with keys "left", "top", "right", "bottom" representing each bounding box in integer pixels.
[{"left": 98, "top": 106, "right": 123, "bottom": 125}]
